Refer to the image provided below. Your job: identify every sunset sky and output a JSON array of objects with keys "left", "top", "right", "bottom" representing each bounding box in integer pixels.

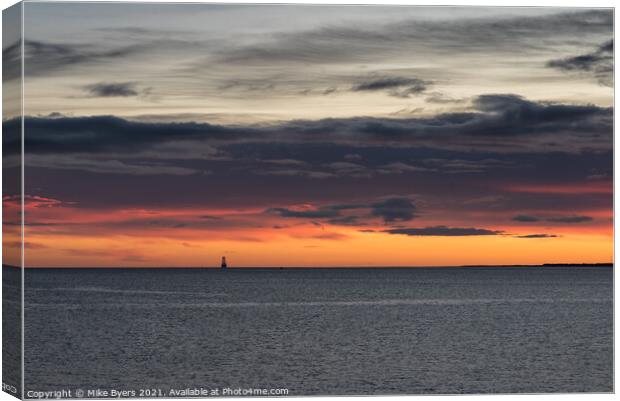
[{"left": 2, "top": 4, "right": 613, "bottom": 267}]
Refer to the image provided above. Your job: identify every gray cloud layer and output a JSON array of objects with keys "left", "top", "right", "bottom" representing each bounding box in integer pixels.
[
  {"left": 5, "top": 94, "right": 611, "bottom": 156},
  {"left": 216, "top": 10, "right": 612, "bottom": 66}
]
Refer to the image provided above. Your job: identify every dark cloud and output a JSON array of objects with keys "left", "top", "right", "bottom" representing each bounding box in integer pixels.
[
  {"left": 267, "top": 203, "right": 360, "bottom": 220},
  {"left": 19, "top": 134, "right": 612, "bottom": 214},
  {"left": 370, "top": 197, "right": 416, "bottom": 223},
  {"left": 352, "top": 77, "right": 429, "bottom": 98},
  {"left": 286, "top": 94, "right": 611, "bottom": 152},
  {"left": 7, "top": 94, "right": 611, "bottom": 156},
  {"left": 329, "top": 203, "right": 367, "bottom": 211},
  {"left": 515, "top": 234, "right": 559, "bottom": 238},
  {"left": 23, "top": 40, "right": 146, "bottom": 78},
  {"left": 5, "top": 115, "right": 257, "bottom": 155},
  {"left": 2, "top": 41, "right": 21, "bottom": 82},
  {"left": 547, "top": 40, "right": 612, "bottom": 71},
  {"left": 599, "top": 39, "right": 613, "bottom": 53},
  {"left": 547, "top": 39, "right": 613, "bottom": 87},
  {"left": 268, "top": 198, "right": 416, "bottom": 224},
  {"left": 546, "top": 215, "right": 593, "bottom": 223},
  {"left": 471, "top": 94, "right": 609, "bottom": 137},
  {"left": 512, "top": 215, "right": 541, "bottom": 222},
  {"left": 513, "top": 214, "right": 594, "bottom": 223},
  {"left": 385, "top": 226, "right": 502, "bottom": 236},
  {"left": 84, "top": 82, "right": 140, "bottom": 97},
  {"left": 268, "top": 207, "right": 340, "bottom": 219}
]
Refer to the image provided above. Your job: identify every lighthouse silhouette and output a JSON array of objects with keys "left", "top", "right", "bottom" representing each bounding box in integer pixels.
[{"left": 220, "top": 256, "right": 227, "bottom": 270}]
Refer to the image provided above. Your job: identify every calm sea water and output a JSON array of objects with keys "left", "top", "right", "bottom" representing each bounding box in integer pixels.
[{"left": 22, "top": 267, "right": 612, "bottom": 396}]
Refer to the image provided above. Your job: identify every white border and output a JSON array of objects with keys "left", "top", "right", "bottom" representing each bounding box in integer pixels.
[{"left": 0, "top": 2, "right": 616, "bottom": 401}]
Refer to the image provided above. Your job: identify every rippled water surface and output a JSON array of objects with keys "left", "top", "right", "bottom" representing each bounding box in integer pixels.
[{"left": 23, "top": 267, "right": 613, "bottom": 395}]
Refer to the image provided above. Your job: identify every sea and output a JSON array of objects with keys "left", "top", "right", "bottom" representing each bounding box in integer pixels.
[{"left": 12, "top": 266, "right": 614, "bottom": 396}]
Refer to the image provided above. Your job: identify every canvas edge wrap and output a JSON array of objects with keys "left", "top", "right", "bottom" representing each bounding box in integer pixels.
[{"left": 3, "top": 2, "right": 24, "bottom": 399}]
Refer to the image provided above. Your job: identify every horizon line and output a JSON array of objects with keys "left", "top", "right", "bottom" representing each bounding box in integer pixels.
[{"left": 5, "top": 263, "right": 614, "bottom": 269}]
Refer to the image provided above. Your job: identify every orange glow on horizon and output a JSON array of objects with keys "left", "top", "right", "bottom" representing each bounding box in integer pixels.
[{"left": 10, "top": 195, "right": 612, "bottom": 268}]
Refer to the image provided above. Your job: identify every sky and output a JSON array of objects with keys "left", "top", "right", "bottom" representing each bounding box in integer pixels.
[{"left": 2, "top": 3, "right": 613, "bottom": 267}]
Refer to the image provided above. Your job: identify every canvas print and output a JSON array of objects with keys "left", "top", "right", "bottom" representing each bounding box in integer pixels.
[{"left": 2, "top": 2, "right": 614, "bottom": 398}]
